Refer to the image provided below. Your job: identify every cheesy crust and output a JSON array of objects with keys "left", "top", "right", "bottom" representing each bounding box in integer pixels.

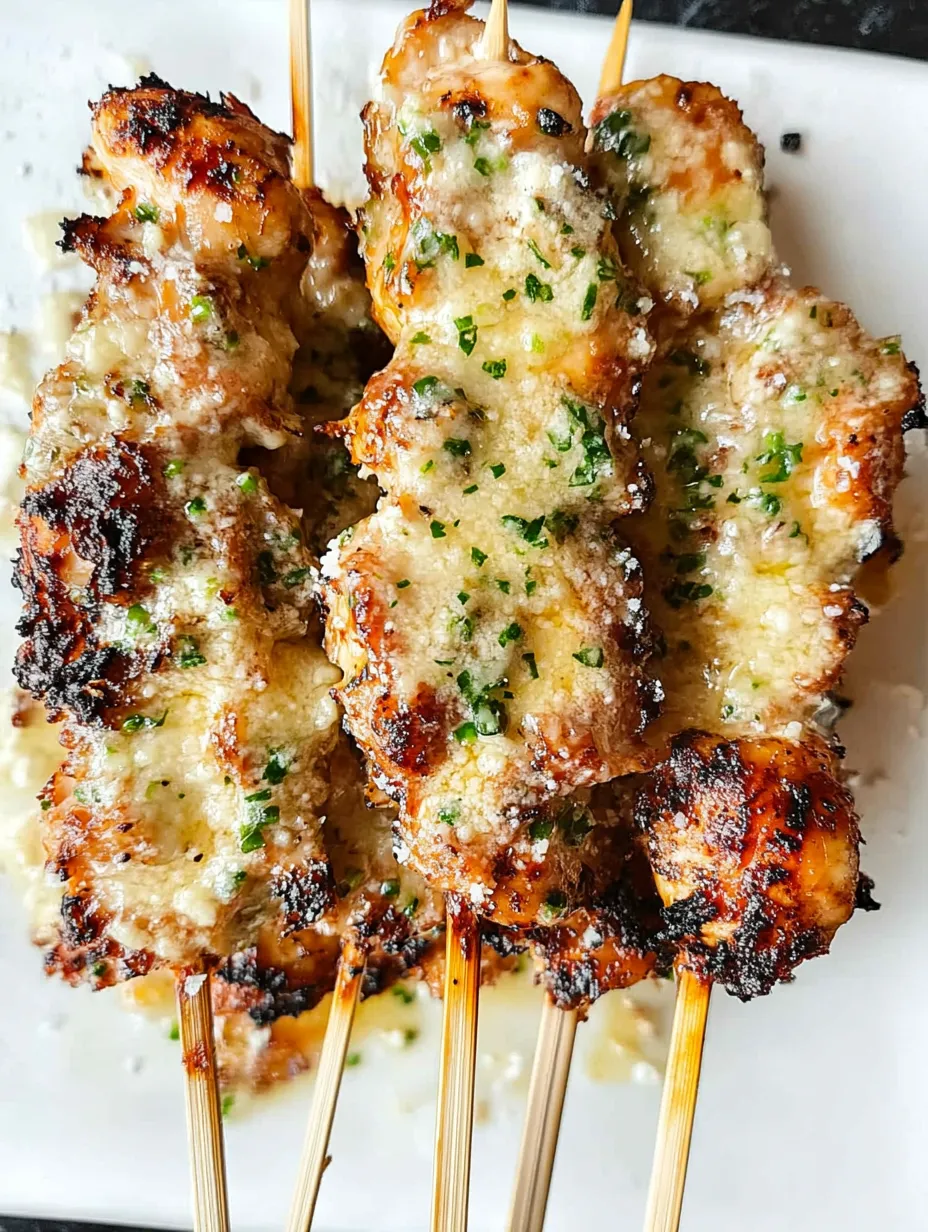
[{"left": 322, "top": 1, "right": 660, "bottom": 927}]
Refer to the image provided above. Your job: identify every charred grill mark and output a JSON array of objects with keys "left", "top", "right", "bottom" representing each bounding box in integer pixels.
[
  {"left": 102, "top": 76, "right": 226, "bottom": 160},
  {"left": 271, "top": 862, "right": 336, "bottom": 934},
  {"left": 901, "top": 361, "right": 927, "bottom": 430},
  {"left": 370, "top": 686, "right": 450, "bottom": 775},
  {"left": 855, "top": 872, "right": 881, "bottom": 912},
  {"left": 214, "top": 949, "right": 328, "bottom": 1026},
  {"left": 45, "top": 891, "right": 156, "bottom": 988},
  {"left": 58, "top": 214, "right": 140, "bottom": 279},
  {"left": 15, "top": 439, "right": 167, "bottom": 723}
]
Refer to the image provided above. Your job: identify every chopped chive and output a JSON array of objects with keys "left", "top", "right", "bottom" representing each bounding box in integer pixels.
[
  {"left": 502, "top": 288, "right": 517, "bottom": 302},
  {"left": 189, "top": 294, "right": 214, "bottom": 323},
  {"left": 573, "top": 646, "right": 604, "bottom": 668},
  {"left": 443, "top": 436, "right": 472, "bottom": 457},
  {"left": 396, "top": 578, "right": 411, "bottom": 589},
  {"left": 527, "top": 239, "right": 552, "bottom": 269},
  {"left": 465, "top": 252, "right": 485, "bottom": 268},
  {"left": 134, "top": 201, "right": 159, "bottom": 223},
  {"left": 581, "top": 283, "right": 598, "bottom": 321}
]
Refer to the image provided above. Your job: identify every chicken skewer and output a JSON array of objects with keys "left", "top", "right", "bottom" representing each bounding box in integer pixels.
[
  {"left": 587, "top": 64, "right": 922, "bottom": 1232},
  {"left": 506, "top": 9, "right": 636, "bottom": 1230},
  {"left": 319, "top": 0, "right": 661, "bottom": 1223}
]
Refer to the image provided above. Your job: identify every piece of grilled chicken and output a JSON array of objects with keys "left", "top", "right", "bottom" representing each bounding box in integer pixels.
[
  {"left": 588, "top": 76, "right": 923, "bottom": 998},
  {"left": 321, "top": 0, "right": 661, "bottom": 931}
]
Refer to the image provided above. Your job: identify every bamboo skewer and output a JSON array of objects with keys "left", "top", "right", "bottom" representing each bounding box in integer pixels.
[
  {"left": 431, "top": 899, "right": 482, "bottom": 1232},
  {"left": 643, "top": 971, "right": 711, "bottom": 1232},
  {"left": 289, "top": 0, "right": 314, "bottom": 190},
  {"left": 287, "top": 941, "right": 367, "bottom": 1232},
  {"left": 481, "top": 0, "right": 510, "bottom": 60},
  {"left": 598, "top": 0, "right": 634, "bottom": 96},
  {"left": 176, "top": 967, "right": 230, "bottom": 1232},
  {"left": 284, "top": 5, "right": 374, "bottom": 1229},
  {"left": 504, "top": 5, "right": 636, "bottom": 1225},
  {"left": 507, "top": 999, "right": 578, "bottom": 1232}
]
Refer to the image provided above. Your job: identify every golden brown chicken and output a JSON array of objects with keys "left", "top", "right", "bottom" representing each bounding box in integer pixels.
[
  {"left": 321, "top": 0, "right": 661, "bottom": 930},
  {"left": 592, "top": 75, "right": 923, "bottom": 997}
]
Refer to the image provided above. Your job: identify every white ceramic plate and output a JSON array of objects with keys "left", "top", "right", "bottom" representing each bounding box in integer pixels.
[{"left": 1, "top": 3, "right": 926, "bottom": 1229}]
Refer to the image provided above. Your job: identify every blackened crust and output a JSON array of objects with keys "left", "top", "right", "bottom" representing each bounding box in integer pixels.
[{"left": 271, "top": 861, "right": 336, "bottom": 934}]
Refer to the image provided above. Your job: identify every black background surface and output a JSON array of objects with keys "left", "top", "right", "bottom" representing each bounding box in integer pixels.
[
  {"left": 526, "top": 0, "right": 928, "bottom": 59},
  {"left": 5, "top": 3, "right": 925, "bottom": 1232}
]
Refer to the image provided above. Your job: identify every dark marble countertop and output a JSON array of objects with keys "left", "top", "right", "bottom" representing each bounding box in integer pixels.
[{"left": 525, "top": 0, "right": 928, "bottom": 60}]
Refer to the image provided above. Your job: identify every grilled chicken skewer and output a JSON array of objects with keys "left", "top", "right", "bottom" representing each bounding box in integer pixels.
[{"left": 589, "top": 67, "right": 922, "bottom": 1231}]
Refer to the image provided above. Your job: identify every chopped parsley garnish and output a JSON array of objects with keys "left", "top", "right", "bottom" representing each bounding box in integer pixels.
[
  {"left": 502, "top": 288, "right": 517, "bottom": 302},
  {"left": 189, "top": 294, "right": 214, "bottom": 323},
  {"left": 527, "top": 239, "right": 552, "bottom": 269},
  {"left": 482, "top": 359, "right": 507, "bottom": 379},
  {"left": 529, "top": 817, "right": 553, "bottom": 841},
  {"left": 438, "top": 802, "right": 460, "bottom": 825},
  {"left": 525, "top": 273, "right": 554, "bottom": 303},
  {"left": 573, "top": 646, "right": 604, "bottom": 668},
  {"left": 393, "top": 985, "right": 417, "bottom": 1004},
  {"left": 237, "top": 243, "right": 270, "bottom": 271},
  {"left": 593, "top": 109, "right": 651, "bottom": 159},
  {"left": 134, "top": 201, "right": 159, "bottom": 223},
  {"left": 411, "top": 331, "right": 432, "bottom": 344},
  {"left": 498, "top": 622, "right": 522, "bottom": 647},
  {"left": 236, "top": 471, "right": 258, "bottom": 495},
  {"left": 126, "top": 604, "right": 155, "bottom": 634},
  {"left": 127, "top": 379, "right": 150, "bottom": 403},
  {"left": 457, "top": 591, "right": 470, "bottom": 604},
  {"left": 465, "top": 252, "right": 485, "bottom": 268},
  {"left": 383, "top": 252, "right": 396, "bottom": 272},
  {"left": 757, "top": 491, "right": 782, "bottom": 516},
  {"left": 413, "top": 375, "right": 440, "bottom": 397},
  {"left": 410, "top": 128, "right": 442, "bottom": 169},
  {"left": 430, "top": 520, "right": 446, "bottom": 538},
  {"left": 501, "top": 514, "right": 548, "bottom": 548},
  {"left": 558, "top": 803, "right": 593, "bottom": 846},
  {"left": 402, "top": 897, "right": 419, "bottom": 919},
  {"left": 345, "top": 1052, "right": 362, "bottom": 1068},
  {"left": 381, "top": 878, "right": 400, "bottom": 898},
  {"left": 525, "top": 571, "right": 537, "bottom": 596},
  {"left": 454, "top": 721, "right": 478, "bottom": 743},
  {"left": 522, "top": 651, "right": 539, "bottom": 679},
  {"left": 755, "top": 431, "right": 803, "bottom": 483},
  {"left": 163, "top": 458, "right": 185, "bottom": 478},
  {"left": 282, "top": 567, "right": 311, "bottom": 588},
  {"left": 184, "top": 496, "right": 207, "bottom": 519},
  {"left": 240, "top": 789, "right": 279, "bottom": 853},
  {"left": 444, "top": 436, "right": 472, "bottom": 457},
  {"left": 176, "top": 636, "right": 207, "bottom": 669},
  {"left": 396, "top": 578, "right": 412, "bottom": 589},
  {"left": 455, "top": 315, "right": 478, "bottom": 356},
  {"left": 122, "top": 710, "right": 167, "bottom": 733},
  {"left": 488, "top": 463, "right": 506, "bottom": 478},
  {"left": 263, "top": 749, "right": 290, "bottom": 785},
  {"left": 457, "top": 670, "right": 508, "bottom": 736},
  {"left": 471, "top": 546, "right": 488, "bottom": 567},
  {"left": 494, "top": 578, "right": 511, "bottom": 593},
  {"left": 881, "top": 337, "right": 901, "bottom": 355},
  {"left": 597, "top": 256, "right": 619, "bottom": 282},
  {"left": 474, "top": 156, "right": 493, "bottom": 177},
  {"left": 581, "top": 283, "right": 598, "bottom": 321},
  {"left": 463, "top": 484, "right": 479, "bottom": 495},
  {"left": 663, "top": 580, "right": 713, "bottom": 608},
  {"left": 420, "top": 459, "right": 435, "bottom": 474}
]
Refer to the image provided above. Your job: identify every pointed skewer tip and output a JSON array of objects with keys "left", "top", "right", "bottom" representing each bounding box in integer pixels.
[{"left": 481, "top": 0, "right": 510, "bottom": 62}]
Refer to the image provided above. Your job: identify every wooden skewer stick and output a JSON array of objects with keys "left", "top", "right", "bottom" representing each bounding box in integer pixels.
[
  {"left": 431, "top": 899, "right": 482, "bottom": 1232},
  {"left": 507, "top": 998, "right": 578, "bottom": 1232},
  {"left": 287, "top": 941, "right": 367, "bottom": 1232},
  {"left": 289, "top": 0, "right": 314, "bottom": 190},
  {"left": 643, "top": 969, "right": 711, "bottom": 1232},
  {"left": 481, "top": 0, "right": 510, "bottom": 61},
  {"left": 598, "top": 0, "right": 634, "bottom": 96},
  {"left": 176, "top": 967, "right": 230, "bottom": 1232}
]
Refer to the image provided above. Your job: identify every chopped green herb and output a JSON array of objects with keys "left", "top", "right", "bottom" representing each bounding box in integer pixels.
[
  {"left": 558, "top": 803, "right": 593, "bottom": 846},
  {"left": 163, "top": 458, "right": 184, "bottom": 478},
  {"left": 126, "top": 603, "right": 155, "bottom": 635},
  {"left": 457, "top": 591, "right": 470, "bottom": 604},
  {"left": 573, "top": 646, "right": 604, "bottom": 668},
  {"left": 393, "top": 985, "right": 416, "bottom": 1004},
  {"left": 471, "top": 546, "right": 488, "bottom": 567},
  {"left": 570, "top": 246, "right": 586, "bottom": 260},
  {"left": 755, "top": 431, "right": 803, "bottom": 483},
  {"left": 221, "top": 1095, "right": 235, "bottom": 1119},
  {"left": 184, "top": 496, "right": 207, "bottom": 519},
  {"left": 527, "top": 239, "right": 552, "bottom": 269},
  {"left": 474, "top": 156, "right": 493, "bottom": 176},
  {"left": 488, "top": 463, "right": 506, "bottom": 479},
  {"left": 529, "top": 816, "right": 554, "bottom": 841},
  {"left": 430, "top": 520, "right": 446, "bottom": 539},
  {"left": 122, "top": 710, "right": 168, "bottom": 733},
  {"left": 282, "top": 567, "right": 311, "bottom": 588},
  {"left": 581, "top": 283, "right": 598, "bottom": 321},
  {"left": 454, "top": 721, "right": 478, "bottom": 743},
  {"left": 345, "top": 1051, "right": 362, "bottom": 1068},
  {"left": 522, "top": 652, "right": 539, "bottom": 680},
  {"left": 502, "top": 288, "right": 517, "bottom": 302},
  {"left": 482, "top": 359, "right": 507, "bottom": 379},
  {"left": 663, "top": 580, "right": 713, "bottom": 608},
  {"left": 411, "top": 331, "right": 432, "bottom": 344},
  {"left": 494, "top": 578, "right": 511, "bottom": 594},
  {"left": 454, "top": 314, "right": 478, "bottom": 356},
  {"left": 443, "top": 436, "right": 472, "bottom": 457},
  {"left": 501, "top": 514, "right": 548, "bottom": 548},
  {"left": 420, "top": 459, "right": 435, "bottom": 474},
  {"left": 396, "top": 578, "right": 411, "bottom": 589},
  {"left": 175, "top": 636, "right": 207, "bottom": 669},
  {"left": 525, "top": 273, "right": 554, "bottom": 303},
  {"left": 465, "top": 252, "right": 485, "bottom": 268},
  {"left": 402, "top": 897, "right": 419, "bottom": 918},
  {"left": 263, "top": 749, "right": 290, "bottom": 785},
  {"left": 134, "top": 201, "right": 159, "bottom": 223},
  {"left": 524, "top": 571, "right": 537, "bottom": 596},
  {"left": 881, "top": 336, "right": 901, "bottom": 355},
  {"left": 463, "top": 484, "right": 479, "bottom": 495},
  {"left": 189, "top": 294, "right": 214, "bottom": 323},
  {"left": 383, "top": 252, "right": 396, "bottom": 272},
  {"left": 381, "top": 878, "right": 400, "bottom": 898},
  {"left": 437, "top": 802, "right": 460, "bottom": 826},
  {"left": 168, "top": 1021, "right": 180, "bottom": 1041},
  {"left": 237, "top": 243, "right": 270, "bottom": 271},
  {"left": 546, "top": 509, "right": 579, "bottom": 542},
  {"left": 498, "top": 622, "right": 522, "bottom": 647},
  {"left": 126, "top": 378, "right": 150, "bottom": 403},
  {"left": 410, "top": 128, "right": 442, "bottom": 169},
  {"left": 685, "top": 269, "right": 712, "bottom": 286},
  {"left": 413, "top": 374, "right": 440, "bottom": 397}
]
